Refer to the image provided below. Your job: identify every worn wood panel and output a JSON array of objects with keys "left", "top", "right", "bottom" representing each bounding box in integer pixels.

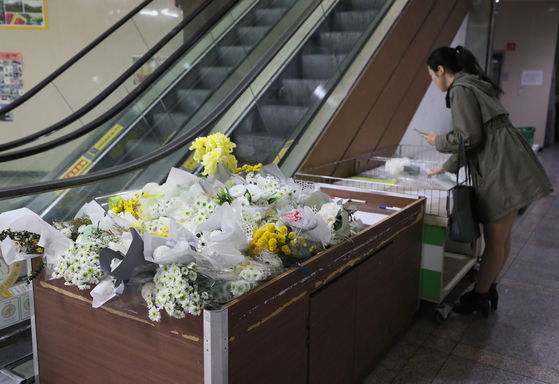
[
  {"left": 34, "top": 276, "right": 204, "bottom": 383},
  {"left": 226, "top": 197, "right": 424, "bottom": 342},
  {"left": 353, "top": 245, "right": 394, "bottom": 381},
  {"left": 344, "top": 0, "right": 459, "bottom": 159},
  {"left": 375, "top": 0, "right": 472, "bottom": 149},
  {"left": 228, "top": 295, "right": 309, "bottom": 384},
  {"left": 298, "top": 0, "right": 436, "bottom": 170},
  {"left": 309, "top": 269, "right": 358, "bottom": 384}
]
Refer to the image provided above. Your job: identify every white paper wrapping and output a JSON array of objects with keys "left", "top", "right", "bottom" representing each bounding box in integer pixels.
[{"left": 0, "top": 208, "right": 72, "bottom": 265}]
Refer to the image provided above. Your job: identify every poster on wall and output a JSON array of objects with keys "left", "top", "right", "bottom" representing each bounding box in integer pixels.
[
  {"left": 0, "top": 0, "right": 47, "bottom": 29},
  {"left": 0, "top": 52, "right": 24, "bottom": 122}
]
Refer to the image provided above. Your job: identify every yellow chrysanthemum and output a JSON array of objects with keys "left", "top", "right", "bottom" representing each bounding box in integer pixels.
[
  {"left": 279, "top": 226, "right": 288, "bottom": 235},
  {"left": 268, "top": 238, "right": 277, "bottom": 247},
  {"left": 288, "top": 232, "right": 295, "bottom": 240},
  {"left": 281, "top": 245, "right": 290, "bottom": 253},
  {"left": 266, "top": 224, "right": 275, "bottom": 232},
  {"left": 278, "top": 235, "right": 286, "bottom": 244}
]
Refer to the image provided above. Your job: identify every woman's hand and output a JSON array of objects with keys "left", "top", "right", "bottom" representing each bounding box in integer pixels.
[
  {"left": 428, "top": 166, "right": 445, "bottom": 178},
  {"left": 419, "top": 131, "right": 437, "bottom": 146}
]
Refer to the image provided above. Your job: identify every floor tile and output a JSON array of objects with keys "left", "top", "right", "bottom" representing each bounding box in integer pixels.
[
  {"left": 391, "top": 346, "right": 449, "bottom": 384},
  {"left": 361, "top": 362, "right": 400, "bottom": 384},
  {"left": 422, "top": 334, "right": 457, "bottom": 354},
  {"left": 530, "top": 217, "right": 559, "bottom": 247},
  {"left": 517, "top": 241, "right": 559, "bottom": 266},
  {"left": 530, "top": 195, "right": 558, "bottom": 217},
  {"left": 432, "top": 310, "right": 474, "bottom": 342},
  {"left": 376, "top": 338, "right": 420, "bottom": 371},
  {"left": 513, "top": 214, "right": 544, "bottom": 241},
  {"left": 453, "top": 343, "right": 559, "bottom": 384},
  {"left": 433, "top": 355, "right": 547, "bottom": 384},
  {"left": 506, "top": 258, "right": 559, "bottom": 289},
  {"left": 460, "top": 313, "right": 559, "bottom": 371}
]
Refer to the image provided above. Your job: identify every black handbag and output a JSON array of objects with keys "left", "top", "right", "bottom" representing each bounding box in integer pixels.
[{"left": 447, "top": 135, "right": 481, "bottom": 243}]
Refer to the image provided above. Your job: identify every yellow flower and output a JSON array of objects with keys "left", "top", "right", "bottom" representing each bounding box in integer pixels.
[
  {"left": 278, "top": 235, "right": 286, "bottom": 244},
  {"left": 266, "top": 224, "right": 275, "bottom": 232},
  {"left": 268, "top": 238, "right": 277, "bottom": 247},
  {"left": 37, "top": 247, "right": 43, "bottom": 253},
  {"left": 279, "top": 226, "right": 288, "bottom": 235},
  {"left": 288, "top": 232, "right": 295, "bottom": 240},
  {"left": 269, "top": 245, "right": 277, "bottom": 252},
  {"left": 281, "top": 245, "right": 290, "bottom": 253}
]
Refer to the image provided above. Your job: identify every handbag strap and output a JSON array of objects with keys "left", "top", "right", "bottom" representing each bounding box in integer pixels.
[{"left": 456, "top": 134, "right": 471, "bottom": 186}]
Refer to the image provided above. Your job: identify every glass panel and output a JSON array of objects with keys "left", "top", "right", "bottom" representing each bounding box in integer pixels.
[
  {"left": 0, "top": 0, "right": 307, "bottom": 200},
  {"left": 229, "top": 0, "right": 391, "bottom": 166},
  {"left": 0, "top": 0, "right": 201, "bottom": 145}
]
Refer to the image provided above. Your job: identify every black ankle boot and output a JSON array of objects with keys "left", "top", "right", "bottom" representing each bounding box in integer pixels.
[
  {"left": 453, "top": 291, "right": 490, "bottom": 318},
  {"left": 489, "top": 283, "right": 498, "bottom": 311}
]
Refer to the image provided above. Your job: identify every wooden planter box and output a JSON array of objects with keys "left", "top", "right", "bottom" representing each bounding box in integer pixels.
[{"left": 32, "top": 187, "right": 425, "bottom": 383}]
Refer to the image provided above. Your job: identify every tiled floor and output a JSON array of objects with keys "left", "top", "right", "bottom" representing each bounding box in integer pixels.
[{"left": 363, "top": 144, "right": 559, "bottom": 384}]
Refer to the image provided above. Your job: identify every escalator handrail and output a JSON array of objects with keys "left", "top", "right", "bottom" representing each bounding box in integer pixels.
[
  {"left": 0, "top": 0, "right": 323, "bottom": 200},
  {"left": 0, "top": 0, "right": 233, "bottom": 162},
  {"left": 0, "top": 0, "right": 153, "bottom": 117},
  {"left": 0, "top": 0, "right": 215, "bottom": 153}
]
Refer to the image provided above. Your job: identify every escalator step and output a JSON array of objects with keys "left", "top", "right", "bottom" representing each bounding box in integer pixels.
[
  {"left": 272, "top": 0, "right": 297, "bottom": 9},
  {"left": 350, "top": 0, "right": 386, "bottom": 10},
  {"left": 281, "top": 78, "right": 328, "bottom": 107},
  {"left": 238, "top": 26, "right": 270, "bottom": 46},
  {"left": 218, "top": 46, "right": 251, "bottom": 67},
  {"left": 176, "top": 89, "right": 212, "bottom": 114},
  {"left": 335, "top": 10, "right": 379, "bottom": 32},
  {"left": 198, "top": 67, "right": 231, "bottom": 89},
  {"left": 301, "top": 54, "right": 346, "bottom": 79},
  {"left": 259, "top": 105, "right": 308, "bottom": 135},
  {"left": 254, "top": 8, "right": 286, "bottom": 26},
  {"left": 318, "top": 32, "right": 361, "bottom": 54}
]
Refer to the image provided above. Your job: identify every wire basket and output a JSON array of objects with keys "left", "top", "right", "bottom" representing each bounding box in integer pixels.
[{"left": 295, "top": 145, "right": 456, "bottom": 217}]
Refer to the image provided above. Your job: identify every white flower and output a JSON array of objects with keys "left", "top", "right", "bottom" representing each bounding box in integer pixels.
[
  {"left": 78, "top": 225, "right": 87, "bottom": 233},
  {"left": 141, "top": 283, "right": 155, "bottom": 303},
  {"left": 149, "top": 308, "right": 161, "bottom": 322},
  {"left": 229, "top": 185, "right": 247, "bottom": 198},
  {"left": 246, "top": 185, "right": 262, "bottom": 201},
  {"left": 210, "top": 230, "right": 223, "bottom": 237},
  {"left": 61, "top": 228, "right": 72, "bottom": 238},
  {"left": 235, "top": 196, "right": 250, "bottom": 207},
  {"left": 319, "top": 203, "right": 340, "bottom": 229}
]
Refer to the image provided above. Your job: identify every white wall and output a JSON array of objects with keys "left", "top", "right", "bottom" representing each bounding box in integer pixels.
[
  {"left": 492, "top": 1, "right": 559, "bottom": 147},
  {"left": 399, "top": 14, "right": 469, "bottom": 147}
]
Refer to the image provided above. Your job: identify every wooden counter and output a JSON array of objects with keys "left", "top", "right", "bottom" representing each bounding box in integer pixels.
[{"left": 33, "top": 188, "right": 425, "bottom": 383}]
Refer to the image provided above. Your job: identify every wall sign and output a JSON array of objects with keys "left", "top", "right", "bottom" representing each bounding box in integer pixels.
[
  {"left": 521, "top": 70, "right": 544, "bottom": 86},
  {"left": 506, "top": 42, "right": 516, "bottom": 51},
  {"left": 0, "top": 0, "right": 47, "bottom": 29},
  {"left": 0, "top": 52, "right": 23, "bottom": 122}
]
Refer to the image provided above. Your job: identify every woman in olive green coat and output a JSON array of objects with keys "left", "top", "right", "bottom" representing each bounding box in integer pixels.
[{"left": 420, "top": 46, "right": 553, "bottom": 317}]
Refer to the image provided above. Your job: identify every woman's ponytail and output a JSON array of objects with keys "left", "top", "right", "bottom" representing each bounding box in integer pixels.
[{"left": 428, "top": 46, "right": 503, "bottom": 96}]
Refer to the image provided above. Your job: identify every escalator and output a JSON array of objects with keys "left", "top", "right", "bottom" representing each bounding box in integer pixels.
[{"left": 0, "top": 0, "right": 468, "bottom": 221}]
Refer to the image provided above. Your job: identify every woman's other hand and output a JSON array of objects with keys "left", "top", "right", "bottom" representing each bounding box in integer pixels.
[
  {"left": 428, "top": 166, "right": 445, "bottom": 178},
  {"left": 419, "top": 131, "right": 437, "bottom": 146}
]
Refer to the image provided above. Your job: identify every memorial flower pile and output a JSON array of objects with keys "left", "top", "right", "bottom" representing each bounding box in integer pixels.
[{"left": 0, "top": 133, "right": 365, "bottom": 322}]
